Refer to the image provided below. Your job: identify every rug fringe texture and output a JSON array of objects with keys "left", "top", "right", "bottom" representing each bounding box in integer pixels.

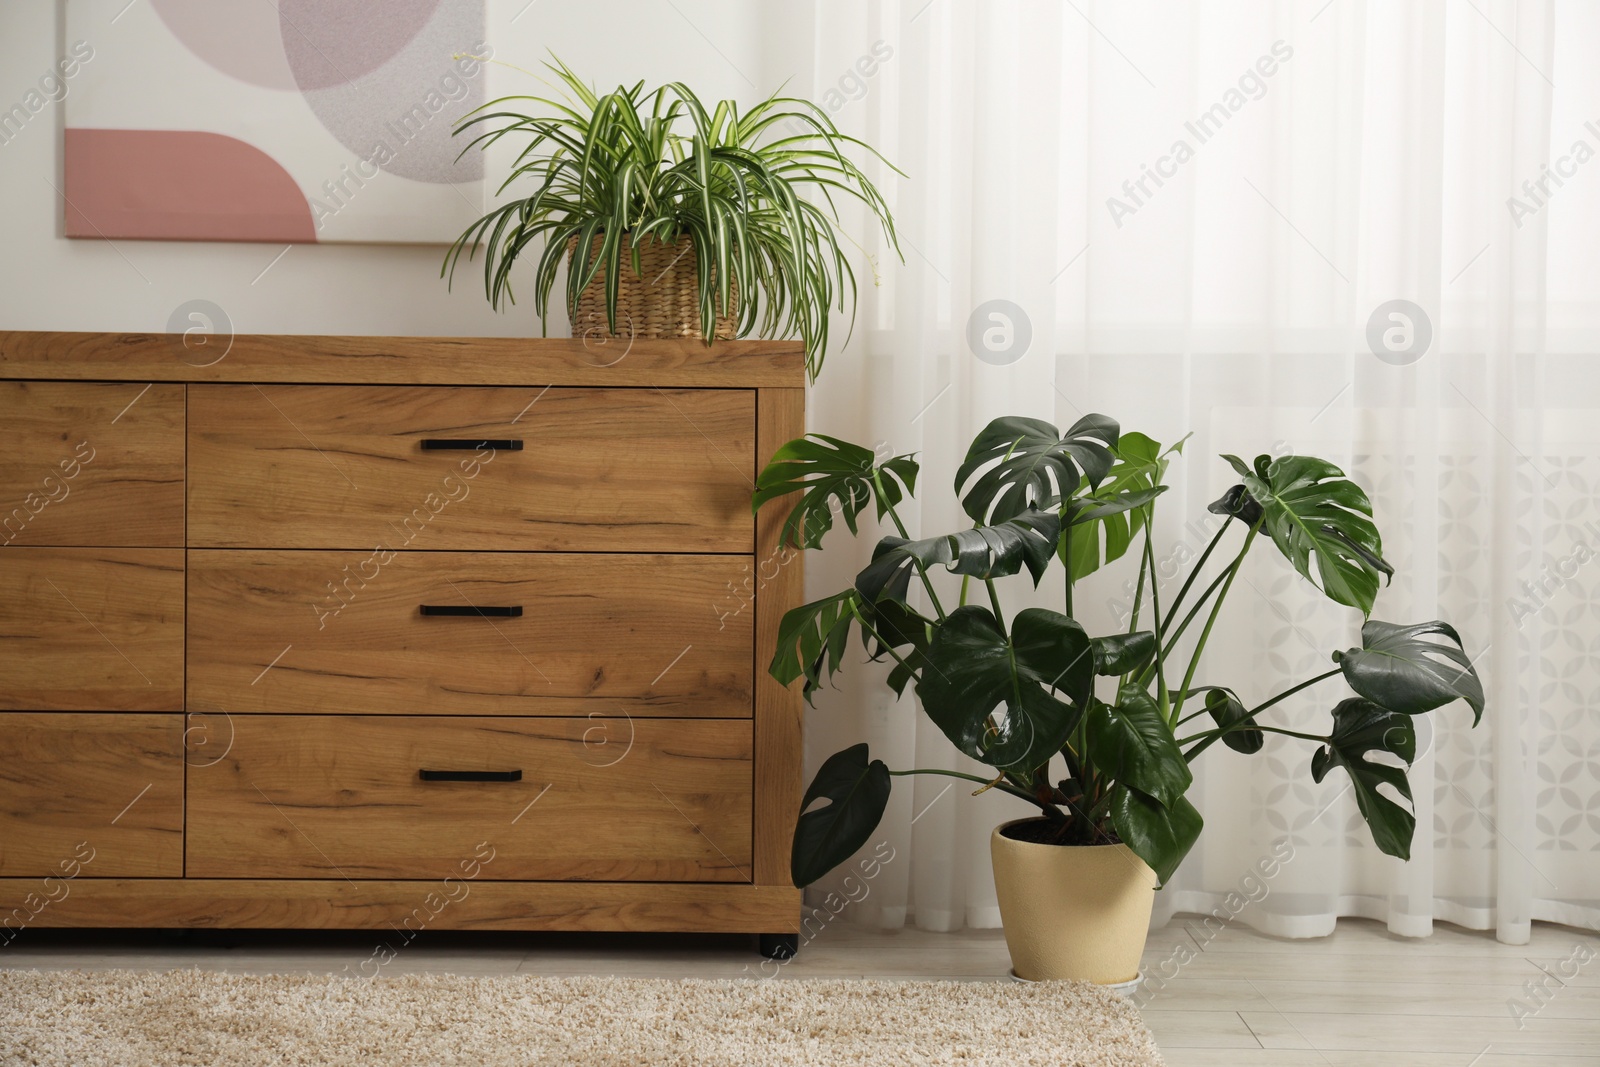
[{"left": 0, "top": 970, "right": 1165, "bottom": 1066}]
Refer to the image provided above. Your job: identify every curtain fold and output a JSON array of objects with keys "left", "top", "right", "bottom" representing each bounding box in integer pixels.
[{"left": 799, "top": 0, "right": 1600, "bottom": 943}]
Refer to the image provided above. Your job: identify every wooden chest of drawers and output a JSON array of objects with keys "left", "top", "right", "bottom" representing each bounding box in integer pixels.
[{"left": 0, "top": 332, "right": 803, "bottom": 941}]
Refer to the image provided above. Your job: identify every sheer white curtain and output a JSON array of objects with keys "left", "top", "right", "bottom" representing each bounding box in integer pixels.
[{"left": 797, "top": 0, "right": 1600, "bottom": 944}]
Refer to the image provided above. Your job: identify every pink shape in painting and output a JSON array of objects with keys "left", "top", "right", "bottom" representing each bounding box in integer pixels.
[{"left": 64, "top": 129, "right": 318, "bottom": 243}]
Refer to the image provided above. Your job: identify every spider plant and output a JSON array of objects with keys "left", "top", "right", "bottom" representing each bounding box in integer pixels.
[{"left": 442, "top": 56, "right": 902, "bottom": 382}]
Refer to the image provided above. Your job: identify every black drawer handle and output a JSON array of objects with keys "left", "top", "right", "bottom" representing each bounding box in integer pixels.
[
  {"left": 419, "top": 605, "right": 523, "bottom": 618},
  {"left": 420, "top": 438, "right": 523, "bottom": 451},
  {"left": 419, "top": 769, "right": 523, "bottom": 783}
]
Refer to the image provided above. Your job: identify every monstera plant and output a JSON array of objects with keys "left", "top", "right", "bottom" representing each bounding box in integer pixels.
[{"left": 756, "top": 415, "right": 1484, "bottom": 925}]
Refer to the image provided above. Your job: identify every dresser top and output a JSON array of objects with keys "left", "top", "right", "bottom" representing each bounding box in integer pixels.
[{"left": 0, "top": 332, "right": 805, "bottom": 389}]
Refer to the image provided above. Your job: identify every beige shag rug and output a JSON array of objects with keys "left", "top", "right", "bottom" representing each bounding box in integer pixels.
[{"left": 0, "top": 970, "right": 1164, "bottom": 1066}]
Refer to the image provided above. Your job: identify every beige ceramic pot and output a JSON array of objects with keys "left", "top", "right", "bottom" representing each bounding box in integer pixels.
[{"left": 990, "top": 818, "right": 1158, "bottom": 983}]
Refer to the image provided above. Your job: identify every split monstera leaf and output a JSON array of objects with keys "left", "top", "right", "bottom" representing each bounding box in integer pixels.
[{"left": 755, "top": 415, "right": 1484, "bottom": 888}]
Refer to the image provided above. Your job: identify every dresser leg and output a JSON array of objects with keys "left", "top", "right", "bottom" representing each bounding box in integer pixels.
[{"left": 758, "top": 933, "right": 799, "bottom": 960}]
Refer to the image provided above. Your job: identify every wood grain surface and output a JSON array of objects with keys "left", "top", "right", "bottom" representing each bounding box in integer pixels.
[
  {"left": 752, "top": 388, "right": 807, "bottom": 888},
  {"left": 0, "top": 879, "right": 801, "bottom": 933},
  {"left": 0, "top": 713, "right": 184, "bottom": 878},
  {"left": 0, "top": 381, "right": 184, "bottom": 547},
  {"left": 0, "top": 333, "right": 805, "bottom": 389},
  {"left": 185, "top": 715, "right": 753, "bottom": 883},
  {"left": 186, "top": 550, "right": 752, "bottom": 717},
  {"left": 0, "top": 549, "right": 184, "bottom": 710},
  {"left": 186, "top": 383, "right": 755, "bottom": 552}
]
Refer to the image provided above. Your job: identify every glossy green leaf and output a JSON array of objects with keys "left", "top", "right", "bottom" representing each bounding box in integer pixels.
[
  {"left": 1220, "top": 453, "right": 1394, "bottom": 615},
  {"left": 955, "top": 415, "right": 1119, "bottom": 525},
  {"left": 1085, "top": 684, "right": 1192, "bottom": 807},
  {"left": 751, "top": 434, "right": 918, "bottom": 550},
  {"left": 1194, "top": 685, "right": 1263, "bottom": 754},
  {"left": 768, "top": 590, "right": 860, "bottom": 705},
  {"left": 854, "top": 510, "right": 1061, "bottom": 605},
  {"left": 791, "top": 744, "right": 892, "bottom": 887},
  {"left": 860, "top": 599, "right": 934, "bottom": 698},
  {"left": 1063, "top": 431, "right": 1184, "bottom": 581},
  {"left": 1310, "top": 698, "right": 1417, "bottom": 860},
  {"left": 1090, "top": 631, "right": 1157, "bottom": 676},
  {"left": 1108, "top": 787, "right": 1203, "bottom": 886},
  {"left": 1336, "top": 620, "right": 1484, "bottom": 726},
  {"left": 915, "top": 606, "right": 1091, "bottom": 775}
]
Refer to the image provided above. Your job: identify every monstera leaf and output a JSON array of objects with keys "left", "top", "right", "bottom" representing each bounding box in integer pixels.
[
  {"left": 792, "top": 744, "right": 892, "bottom": 887},
  {"left": 752, "top": 434, "right": 918, "bottom": 550},
  {"left": 769, "top": 590, "right": 861, "bottom": 705},
  {"left": 1090, "top": 631, "right": 1157, "bottom": 676},
  {"left": 1108, "top": 786, "right": 1203, "bottom": 886},
  {"left": 1311, "top": 698, "right": 1417, "bottom": 860},
  {"left": 1336, "top": 620, "right": 1484, "bottom": 725},
  {"left": 1063, "top": 432, "right": 1183, "bottom": 581},
  {"left": 854, "top": 510, "right": 1061, "bottom": 605},
  {"left": 1193, "top": 685, "right": 1263, "bottom": 754},
  {"left": 861, "top": 599, "right": 934, "bottom": 698},
  {"left": 915, "top": 606, "right": 1092, "bottom": 775},
  {"left": 955, "top": 415, "right": 1119, "bottom": 525},
  {"left": 1217, "top": 454, "right": 1394, "bottom": 615},
  {"left": 1084, "top": 683, "right": 1192, "bottom": 807}
]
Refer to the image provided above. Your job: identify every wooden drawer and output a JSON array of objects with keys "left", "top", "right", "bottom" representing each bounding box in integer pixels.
[
  {"left": 0, "top": 713, "right": 184, "bottom": 877},
  {"left": 0, "top": 549, "right": 185, "bottom": 710},
  {"left": 185, "top": 715, "right": 753, "bottom": 882},
  {"left": 186, "top": 551, "right": 752, "bottom": 717},
  {"left": 0, "top": 381, "right": 184, "bottom": 547},
  {"left": 187, "top": 384, "right": 755, "bottom": 552}
]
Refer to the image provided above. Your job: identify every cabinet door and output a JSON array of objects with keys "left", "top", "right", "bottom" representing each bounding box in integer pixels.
[
  {"left": 0, "top": 549, "right": 185, "bottom": 711},
  {"left": 0, "top": 381, "right": 184, "bottom": 548},
  {"left": 0, "top": 713, "right": 184, "bottom": 878}
]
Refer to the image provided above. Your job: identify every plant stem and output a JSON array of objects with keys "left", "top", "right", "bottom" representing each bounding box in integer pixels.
[
  {"left": 1126, "top": 535, "right": 1148, "bottom": 635},
  {"left": 873, "top": 469, "right": 947, "bottom": 620},
  {"left": 1161, "top": 521, "right": 1230, "bottom": 625},
  {"left": 1061, "top": 522, "right": 1074, "bottom": 617},
  {"left": 1177, "top": 723, "right": 1328, "bottom": 747},
  {"left": 985, "top": 578, "right": 1007, "bottom": 637},
  {"left": 1141, "top": 508, "right": 1169, "bottom": 716},
  {"left": 888, "top": 768, "right": 1065, "bottom": 821},
  {"left": 1251, "top": 668, "right": 1342, "bottom": 717},
  {"left": 1178, "top": 666, "right": 1344, "bottom": 758},
  {"left": 1170, "top": 521, "right": 1260, "bottom": 724}
]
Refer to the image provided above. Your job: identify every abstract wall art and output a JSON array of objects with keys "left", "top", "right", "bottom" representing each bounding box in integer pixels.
[{"left": 63, "top": 0, "right": 490, "bottom": 244}]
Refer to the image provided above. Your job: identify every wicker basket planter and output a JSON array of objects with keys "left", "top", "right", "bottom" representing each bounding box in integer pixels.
[{"left": 568, "top": 234, "right": 738, "bottom": 343}]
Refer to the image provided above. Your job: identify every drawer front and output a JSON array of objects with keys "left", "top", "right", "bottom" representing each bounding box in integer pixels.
[
  {"left": 0, "top": 549, "right": 185, "bottom": 711},
  {"left": 0, "top": 381, "right": 185, "bottom": 547},
  {"left": 187, "top": 551, "right": 752, "bottom": 717},
  {"left": 187, "top": 384, "right": 755, "bottom": 552},
  {"left": 0, "top": 713, "right": 184, "bottom": 877},
  {"left": 185, "top": 715, "right": 753, "bottom": 882}
]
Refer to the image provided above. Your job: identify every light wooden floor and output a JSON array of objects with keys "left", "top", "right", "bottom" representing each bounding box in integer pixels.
[{"left": 3, "top": 916, "right": 1596, "bottom": 1064}]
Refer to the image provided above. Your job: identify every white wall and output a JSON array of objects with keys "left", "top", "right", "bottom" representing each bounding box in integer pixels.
[{"left": 0, "top": 1, "right": 811, "bottom": 337}]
